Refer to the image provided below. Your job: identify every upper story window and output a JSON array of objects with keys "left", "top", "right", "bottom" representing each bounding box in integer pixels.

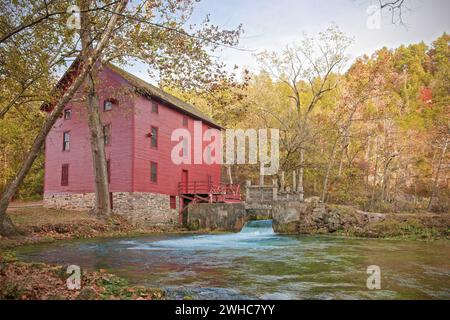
[
  {"left": 151, "top": 126, "right": 158, "bottom": 148},
  {"left": 150, "top": 161, "right": 158, "bottom": 182},
  {"left": 103, "top": 124, "right": 111, "bottom": 146},
  {"left": 104, "top": 100, "right": 114, "bottom": 111},
  {"left": 182, "top": 116, "right": 188, "bottom": 127},
  {"left": 151, "top": 101, "right": 159, "bottom": 114},
  {"left": 64, "top": 109, "right": 71, "bottom": 120},
  {"left": 61, "top": 164, "right": 69, "bottom": 186},
  {"left": 63, "top": 131, "right": 70, "bottom": 151}
]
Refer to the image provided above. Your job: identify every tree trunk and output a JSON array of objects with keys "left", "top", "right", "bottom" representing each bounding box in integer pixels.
[
  {"left": 298, "top": 148, "right": 304, "bottom": 201},
  {"left": 86, "top": 73, "right": 111, "bottom": 216},
  {"left": 322, "top": 137, "right": 339, "bottom": 203},
  {"left": 80, "top": 0, "right": 111, "bottom": 216},
  {"left": 428, "top": 138, "right": 448, "bottom": 210},
  {"left": 227, "top": 165, "right": 233, "bottom": 184},
  {"left": 337, "top": 135, "right": 349, "bottom": 177},
  {"left": 381, "top": 155, "right": 396, "bottom": 202},
  {"left": 370, "top": 154, "right": 379, "bottom": 211},
  {"left": 0, "top": 0, "right": 128, "bottom": 236}
]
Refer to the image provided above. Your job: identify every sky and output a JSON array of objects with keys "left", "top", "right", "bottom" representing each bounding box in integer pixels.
[{"left": 129, "top": 0, "right": 450, "bottom": 84}]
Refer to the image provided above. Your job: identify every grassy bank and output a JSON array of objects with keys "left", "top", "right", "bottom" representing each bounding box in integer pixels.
[
  {"left": 332, "top": 207, "right": 450, "bottom": 240},
  {"left": 318, "top": 209, "right": 450, "bottom": 240},
  {"left": 0, "top": 206, "right": 185, "bottom": 251},
  {"left": 0, "top": 207, "right": 179, "bottom": 300}
]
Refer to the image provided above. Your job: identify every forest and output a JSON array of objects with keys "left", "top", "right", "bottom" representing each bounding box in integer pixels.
[
  {"left": 0, "top": 1, "right": 449, "bottom": 222},
  {"left": 0, "top": 0, "right": 449, "bottom": 303},
  {"left": 1, "top": 31, "right": 449, "bottom": 213},
  {"left": 176, "top": 31, "right": 450, "bottom": 214}
]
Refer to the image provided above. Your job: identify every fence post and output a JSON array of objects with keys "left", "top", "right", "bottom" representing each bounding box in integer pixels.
[
  {"left": 272, "top": 179, "right": 278, "bottom": 201},
  {"left": 280, "top": 171, "right": 285, "bottom": 192},
  {"left": 246, "top": 180, "right": 251, "bottom": 201},
  {"left": 292, "top": 170, "right": 296, "bottom": 192}
]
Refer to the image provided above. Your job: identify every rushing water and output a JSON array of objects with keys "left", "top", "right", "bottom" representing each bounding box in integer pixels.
[{"left": 17, "top": 220, "right": 450, "bottom": 299}]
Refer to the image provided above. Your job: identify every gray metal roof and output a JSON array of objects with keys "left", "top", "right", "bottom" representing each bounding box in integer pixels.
[{"left": 107, "top": 63, "right": 222, "bottom": 129}]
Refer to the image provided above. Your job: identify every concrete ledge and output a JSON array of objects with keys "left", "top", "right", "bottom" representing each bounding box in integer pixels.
[{"left": 187, "top": 202, "right": 247, "bottom": 232}]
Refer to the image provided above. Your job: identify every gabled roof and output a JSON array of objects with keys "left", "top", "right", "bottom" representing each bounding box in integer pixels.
[
  {"left": 106, "top": 63, "right": 222, "bottom": 129},
  {"left": 41, "top": 58, "right": 82, "bottom": 112}
]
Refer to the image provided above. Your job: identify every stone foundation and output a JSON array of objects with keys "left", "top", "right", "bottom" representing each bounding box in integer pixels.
[
  {"left": 187, "top": 202, "right": 247, "bottom": 231},
  {"left": 43, "top": 192, "right": 96, "bottom": 211},
  {"left": 113, "top": 192, "right": 178, "bottom": 227},
  {"left": 43, "top": 192, "right": 178, "bottom": 227}
]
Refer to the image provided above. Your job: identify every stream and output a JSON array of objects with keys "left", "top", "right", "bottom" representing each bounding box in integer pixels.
[{"left": 17, "top": 220, "right": 450, "bottom": 299}]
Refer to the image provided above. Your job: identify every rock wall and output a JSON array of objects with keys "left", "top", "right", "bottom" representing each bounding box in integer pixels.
[
  {"left": 187, "top": 202, "right": 247, "bottom": 231},
  {"left": 112, "top": 192, "right": 178, "bottom": 227},
  {"left": 271, "top": 201, "right": 308, "bottom": 233},
  {"left": 43, "top": 192, "right": 178, "bottom": 227},
  {"left": 272, "top": 200, "right": 387, "bottom": 234},
  {"left": 43, "top": 193, "right": 96, "bottom": 211}
]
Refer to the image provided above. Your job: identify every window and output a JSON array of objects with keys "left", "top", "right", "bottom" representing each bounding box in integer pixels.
[
  {"left": 150, "top": 162, "right": 157, "bottom": 182},
  {"left": 103, "top": 124, "right": 111, "bottom": 146},
  {"left": 151, "top": 101, "right": 158, "bottom": 114},
  {"left": 182, "top": 116, "right": 188, "bottom": 127},
  {"left": 64, "top": 109, "right": 71, "bottom": 120},
  {"left": 107, "top": 159, "right": 111, "bottom": 183},
  {"left": 63, "top": 131, "right": 70, "bottom": 151},
  {"left": 170, "top": 196, "right": 177, "bottom": 209},
  {"left": 151, "top": 126, "right": 158, "bottom": 148},
  {"left": 104, "top": 100, "right": 113, "bottom": 111},
  {"left": 61, "top": 164, "right": 69, "bottom": 186}
]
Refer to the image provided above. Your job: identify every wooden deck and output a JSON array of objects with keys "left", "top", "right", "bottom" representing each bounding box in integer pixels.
[{"left": 178, "top": 181, "right": 241, "bottom": 204}]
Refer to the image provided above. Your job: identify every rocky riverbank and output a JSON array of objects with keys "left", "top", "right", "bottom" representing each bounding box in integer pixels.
[{"left": 272, "top": 199, "right": 450, "bottom": 239}]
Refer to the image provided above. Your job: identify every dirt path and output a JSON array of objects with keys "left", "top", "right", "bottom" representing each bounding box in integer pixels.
[{"left": 7, "top": 201, "right": 43, "bottom": 211}]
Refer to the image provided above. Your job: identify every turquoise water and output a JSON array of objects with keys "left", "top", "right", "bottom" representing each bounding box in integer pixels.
[{"left": 17, "top": 220, "right": 450, "bottom": 299}]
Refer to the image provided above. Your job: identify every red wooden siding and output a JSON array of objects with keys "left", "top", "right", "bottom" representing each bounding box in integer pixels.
[
  {"left": 44, "top": 67, "right": 134, "bottom": 195},
  {"left": 44, "top": 65, "right": 222, "bottom": 197},
  {"left": 132, "top": 94, "right": 222, "bottom": 196}
]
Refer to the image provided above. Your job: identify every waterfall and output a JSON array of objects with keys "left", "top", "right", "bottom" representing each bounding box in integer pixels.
[
  {"left": 135, "top": 219, "right": 276, "bottom": 250},
  {"left": 239, "top": 220, "right": 275, "bottom": 236}
]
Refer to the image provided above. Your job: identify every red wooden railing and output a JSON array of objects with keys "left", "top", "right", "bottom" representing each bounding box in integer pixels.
[
  {"left": 178, "top": 181, "right": 241, "bottom": 203},
  {"left": 178, "top": 181, "right": 212, "bottom": 194}
]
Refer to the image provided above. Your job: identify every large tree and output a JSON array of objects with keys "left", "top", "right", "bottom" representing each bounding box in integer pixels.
[
  {"left": 0, "top": 0, "right": 129, "bottom": 236},
  {"left": 0, "top": 0, "right": 243, "bottom": 234},
  {"left": 75, "top": 0, "right": 242, "bottom": 216},
  {"left": 256, "top": 26, "right": 352, "bottom": 200}
]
